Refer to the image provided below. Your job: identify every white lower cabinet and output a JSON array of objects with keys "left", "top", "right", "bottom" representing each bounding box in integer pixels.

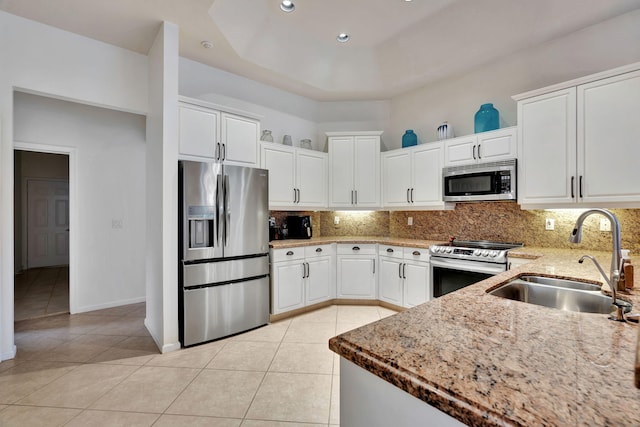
[
  {"left": 337, "top": 244, "right": 377, "bottom": 299},
  {"left": 271, "top": 244, "right": 335, "bottom": 315},
  {"left": 378, "top": 245, "right": 430, "bottom": 308}
]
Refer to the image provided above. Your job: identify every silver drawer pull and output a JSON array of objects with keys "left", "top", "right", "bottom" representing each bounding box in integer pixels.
[
  {"left": 386, "top": 248, "right": 394, "bottom": 253},
  {"left": 352, "top": 246, "right": 360, "bottom": 251},
  {"left": 286, "top": 251, "right": 294, "bottom": 256},
  {"left": 316, "top": 248, "right": 323, "bottom": 253},
  {"left": 412, "top": 250, "right": 421, "bottom": 256}
]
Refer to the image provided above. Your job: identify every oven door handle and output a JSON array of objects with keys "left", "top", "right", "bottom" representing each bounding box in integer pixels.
[{"left": 429, "top": 257, "right": 506, "bottom": 275}]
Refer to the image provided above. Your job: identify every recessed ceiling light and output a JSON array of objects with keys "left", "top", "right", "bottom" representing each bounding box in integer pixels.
[
  {"left": 280, "top": 1, "right": 295, "bottom": 12},
  {"left": 200, "top": 40, "right": 213, "bottom": 49},
  {"left": 336, "top": 33, "right": 350, "bottom": 43}
]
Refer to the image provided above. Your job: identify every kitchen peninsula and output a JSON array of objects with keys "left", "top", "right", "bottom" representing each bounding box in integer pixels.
[{"left": 329, "top": 247, "right": 640, "bottom": 426}]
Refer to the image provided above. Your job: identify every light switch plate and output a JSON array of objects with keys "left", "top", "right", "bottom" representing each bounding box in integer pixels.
[
  {"left": 334, "top": 216, "right": 340, "bottom": 225},
  {"left": 545, "top": 218, "right": 554, "bottom": 230},
  {"left": 408, "top": 217, "right": 413, "bottom": 226},
  {"left": 600, "top": 218, "right": 611, "bottom": 232}
]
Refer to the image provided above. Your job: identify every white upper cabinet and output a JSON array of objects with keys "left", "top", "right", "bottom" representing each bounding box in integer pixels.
[
  {"left": 178, "top": 97, "right": 260, "bottom": 167},
  {"left": 261, "top": 143, "right": 327, "bottom": 210},
  {"left": 444, "top": 127, "right": 516, "bottom": 167},
  {"left": 515, "top": 63, "right": 640, "bottom": 208},
  {"left": 327, "top": 132, "right": 381, "bottom": 209},
  {"left": 382, "top": 142, "right": 445, "bottom": 209}
]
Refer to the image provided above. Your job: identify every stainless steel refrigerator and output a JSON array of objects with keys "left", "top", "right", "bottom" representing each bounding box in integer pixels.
[{"left": 179, "top": 160, "right": 269, "bottom": 347}]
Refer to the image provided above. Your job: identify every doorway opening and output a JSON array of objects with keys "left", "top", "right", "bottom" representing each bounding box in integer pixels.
[{"left": 14, "top": 150, "right": 70, "bottom": 321}]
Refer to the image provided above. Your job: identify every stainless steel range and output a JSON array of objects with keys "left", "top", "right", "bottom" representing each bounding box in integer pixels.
[{"left": 429, "top": 239, "right": 522, "bottom": 298}]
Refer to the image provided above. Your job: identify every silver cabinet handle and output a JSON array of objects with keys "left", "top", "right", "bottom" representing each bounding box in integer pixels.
[
  {"left": 216, "top": 142, "right": 221, "bottom": 160},
  {"left": 297, "top": 189, "right": 300, "bottom": 203},
  {"left": 352, "top": 246, "right": 360, "bottom": 251},
  {"left": 386, "top": 248, "right": 394, "bottom": 253},
  {"left": 472, "top": 145, "right": 476, "bottom": 160},
  {"left": 306, "top": 262, "right": 310, "bottom": 278},
  {"left": 351, "top": 190, "right": 354, "bottom": 204},
  {"left": 286, "top": 250, "right": 294, "bottom": 256},
  {"left": 293, "top": 188, "right": 297, "bottom": 203},
  {"left": 315, "top": 248, "right": 323, "bottom": 253},
  {"left": 477, "top": 144, "right": 481, "bottom": 159},
  {"left": 412, "top": 250, "right": 421, "bottom": 256}
]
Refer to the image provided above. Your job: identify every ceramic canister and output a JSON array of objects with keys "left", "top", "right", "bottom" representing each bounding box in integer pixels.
[{"left": 437, "top": 122, "right": 454, "bottom": 140}]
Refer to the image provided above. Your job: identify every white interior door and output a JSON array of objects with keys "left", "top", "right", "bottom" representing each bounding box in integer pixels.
[{"left": 27, "top": 179, "right": 70, "bottom": 268}]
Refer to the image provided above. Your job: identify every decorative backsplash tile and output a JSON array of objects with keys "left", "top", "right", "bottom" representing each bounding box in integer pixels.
[{"left": 271, "top": 203, "right": 640, "bottom": 254}]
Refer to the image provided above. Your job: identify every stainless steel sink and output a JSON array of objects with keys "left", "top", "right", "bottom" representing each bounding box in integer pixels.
[
  {"left": 518, "top": 275, "right": 602, "bottom": 291},
  {"left": 489, "top": 277, "right": 632, "bottom": 314}
]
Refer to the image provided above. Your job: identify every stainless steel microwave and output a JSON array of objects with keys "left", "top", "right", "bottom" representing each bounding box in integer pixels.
[{"left": 443, "top": 159, "right": 516, "bottom": 202}]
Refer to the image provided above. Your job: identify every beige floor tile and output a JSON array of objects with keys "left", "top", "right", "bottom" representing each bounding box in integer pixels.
[
  {"left": 290, "top": 306, "right": 337, "bottom": 324},
  {"left": 269, "top": 343, "right": 333, "bottom": 375},
  {"left": 146, "top": 341, "right": 225, "bottom": 369},
  {"left": 30, "top": 334, "right": 127, "bottom": 363},
  {"left": 283, "top": 322, "right": 336, "bottom": 344},
  {"left": 88, "top": 336, "right": 160, "bottom": 365},
  {"left": 155, "top": 414, "right": 242, "bottom": 427},
  {"left": 241, "top": 421, "right": 326, "bottom": 427},
  {"left": 246, "top": 372, "right": 332, "bottom": 424},
  {"left": 336, "top": 305, "right": 381, "bottom": 326},
  {"left": 17, "top": 363, "right": 138, "bottom": 408},
  {"left": 0, "top": 359, "right": 22, "bottom": 374},
  {"left": 378, "top": 306, "right": 400, "bottom": 318},
  {"left": 0, "top": 405, "right": 81, "bottom": 426},
  {"left": 335, "top": 322, "right": 362, "bottom": 335},
  {"left": 232, "top": 321, "right": 290, "bottom": 343},
  {"left": 90, "top": 317, "right": 150, "bottom": 336},
  {"left": 333, "top": 354, "right": 340, "bottom": 376},
  {"left": 0, "top": 404, "right": 6, "bottom": 411},
  {"left": 167, "top": 369, "right": 264, "bottom": 418},
  {"left": 14, "top": 332, "right": 80, "bottom": 360},
  {"left": 64, "top": 410, "right": 160, "bottom": 426},
  {"left": 0, "top": 361, "right": 79, "bottom": 404},
  {"left": 330, "top": 375, "right": 340, "bottom": 425},
  {"left": 207, "top": 341, "right": 279, "bottom": 371},
  {"left": 91, "top": 366, "right": 199, "bottom": 413}
]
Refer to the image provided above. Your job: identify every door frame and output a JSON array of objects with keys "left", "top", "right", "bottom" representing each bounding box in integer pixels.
[{"left": 14, "top": 141, "right": 78, "bottom": 314}]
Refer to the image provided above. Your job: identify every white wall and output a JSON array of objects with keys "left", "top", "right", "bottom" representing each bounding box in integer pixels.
[
  {"left": 179, "top": 58, "right": 391, "bottom": 151},
  {"left": 0, "top": 11, "right": 148, "bottom": 361},
  {"left": 13, "top": 92, "right": 147, "bottom": 311},
  {"left": 145, "top": 22, "right": 180, "bottom": 353},
  {"left": 388, "top": 9, "right": 640, "bottom": 149}
]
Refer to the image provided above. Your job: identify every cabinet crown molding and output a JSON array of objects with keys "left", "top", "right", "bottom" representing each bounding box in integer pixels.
[{"left": 325, "top": 131, "right": 383, "bottom": 137}]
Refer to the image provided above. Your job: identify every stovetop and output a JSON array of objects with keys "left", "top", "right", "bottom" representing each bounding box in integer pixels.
[{"left": 429, "top": 239, "right": 523, "bottom": 263}]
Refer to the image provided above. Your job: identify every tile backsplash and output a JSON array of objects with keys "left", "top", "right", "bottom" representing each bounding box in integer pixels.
[{"left": 271, "top": 203, "right": 640, "bottom": 253}]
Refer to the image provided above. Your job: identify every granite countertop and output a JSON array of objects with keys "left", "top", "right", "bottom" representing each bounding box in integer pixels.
[
  {"left": 269, "top": 236, "right": 445, "bottom": 249},
  {"left": 329, "top": 246, "right": 640, "bottom": 426}
]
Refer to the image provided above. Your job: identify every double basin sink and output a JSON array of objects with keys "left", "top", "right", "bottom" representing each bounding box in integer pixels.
[{"left": 489, "top": 275, "right": 632, "bottom": 314}]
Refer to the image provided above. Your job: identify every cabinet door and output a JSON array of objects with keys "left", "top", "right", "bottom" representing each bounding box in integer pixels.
[
  {"left": 444, "top": 136, "right": 476, "bottom": 166},
  {"left": 517, "top": 88, "right": 577, "bottom": 206},
  {"left": 382, "top": 150, "right": 411, "bottom": 207},
  {"left": 306, "top": 256, "right": 333, "bottom": 305},
  {"left": 221, "top": 113, "right": 259, "bottom": 167},
  {"left": 411, "top": 143, "right": 443, "bottom": 206},
  {"left": 353, "top": 136, "right": 381, "bottom": 207},
  {"left": 297, "top": 150, "right": 328, "bottom": 208},
  {"left": 179, "top": 105, "right": 218, "bottom": 158},
  {"left": 404, "top": 261, "right": 430, "bottom": 308},
  {"left": 272, "top": 261, "right": 305, "bottom": 314},
  {"left": 336, "top": 256, "right": 376, "bottom": 299},
  {"left": 328, "top": 137, "right": 355, "bottom": 207},
  {"left": 578, "top": 70, "right": 640, "bottom": 204},
  {"left": 378, "top": 257, "right": 403, "bottom": 306},
  {"left": 476, "top": 128, "right": 516, "bottom": 163},
  {"left": 261, "top": 144, "right": 295, "bottom": 208}
]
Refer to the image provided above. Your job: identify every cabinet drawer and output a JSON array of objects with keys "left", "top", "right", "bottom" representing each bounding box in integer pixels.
[
  {"left": 304, "top": 244, "right": 335, "bottom": 259},
  {"left": 378, "top": 245, "right": 403, "bottom": 259},
  {"left": 337, "top": 243, "right": 377, "bottom": 255},
  {"left": 271, "top": 247, "right": 305, "bottom": 263},
  {"left": 404, "top": 247, "right": 429, "bottom": 263}
]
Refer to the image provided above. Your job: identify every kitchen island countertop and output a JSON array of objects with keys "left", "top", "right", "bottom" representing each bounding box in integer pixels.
[{"left": 329, "top": 246, "right": 640, "bottom": 426}]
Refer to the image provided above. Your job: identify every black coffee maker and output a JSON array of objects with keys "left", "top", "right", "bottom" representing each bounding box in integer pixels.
[{"left": 285, "top": 215, "right": 312, "bottom": 239}]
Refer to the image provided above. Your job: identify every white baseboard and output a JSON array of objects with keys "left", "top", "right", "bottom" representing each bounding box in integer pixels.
[
  {"left": 143, "top": 318, "right": 181, "bottom": 354},
  {"left": 1, "top": 344, "right": 17, "bottom": 361}
]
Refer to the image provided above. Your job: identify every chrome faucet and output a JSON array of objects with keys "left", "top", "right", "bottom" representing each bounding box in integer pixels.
[{"left": 569, "top": 208, "right": 626, "bottom": 321}]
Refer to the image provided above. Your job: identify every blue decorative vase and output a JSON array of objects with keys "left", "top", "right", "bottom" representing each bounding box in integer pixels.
[
  {"left": 402, "top": 130, "right": 417, "bottom": 148},
  {"left": 474, "top": 103, "right": 499, "bottom": 133}
]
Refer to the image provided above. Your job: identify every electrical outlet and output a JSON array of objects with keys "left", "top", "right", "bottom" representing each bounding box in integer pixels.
[
  {"left": 408, "top": 216, "right": 413, "bottom": 226},
  {"left": 545, "top": 218, "right": 555, "bottom": 230},
  {"left": 600, "top": 218, "right": 611, "bottom": 232},
  {"left": 334, "top": 216, "right": 340, "bottom": 225}
]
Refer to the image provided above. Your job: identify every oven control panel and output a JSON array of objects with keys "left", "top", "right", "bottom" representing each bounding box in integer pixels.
[{"left": 429, "top": 245, "right": 507, "bottom": 263}]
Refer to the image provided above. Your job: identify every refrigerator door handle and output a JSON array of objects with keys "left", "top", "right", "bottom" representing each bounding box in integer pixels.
[
  {"left": 224, "top": 174, "right": 230, "bottom": 247},
  {"left": 216, "top": 174, "right": 222, "bottom": 246}
]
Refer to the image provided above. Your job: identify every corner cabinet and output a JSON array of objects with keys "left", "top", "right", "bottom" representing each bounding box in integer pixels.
[
  {"left": 443, "top": 127, "right": 516, "bottom": 167},
  {"left": 260, "top": 143, "right": 327, "bottom": 210},
  {"left": 327, "top": 132, "right": 381, "bottom": 209},
  {"left": 515, "top": 64, "right": 640, "bottom": 208},
  {"left": 336, "top": 244, "right": 377, "bottom": 299},
  {"left": 178, "top": 97, "right": 260, "bottom": 167},
  {"left": 382, "top": 142, "right": 446, "bottom": 209},
  {"left": 270, "top": 244, "right": 335, "bottom": 315}
]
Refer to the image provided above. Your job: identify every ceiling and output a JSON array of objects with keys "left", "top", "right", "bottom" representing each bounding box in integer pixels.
[{"left": 2, "top": 0, "right": 640, "bottom": 101}]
